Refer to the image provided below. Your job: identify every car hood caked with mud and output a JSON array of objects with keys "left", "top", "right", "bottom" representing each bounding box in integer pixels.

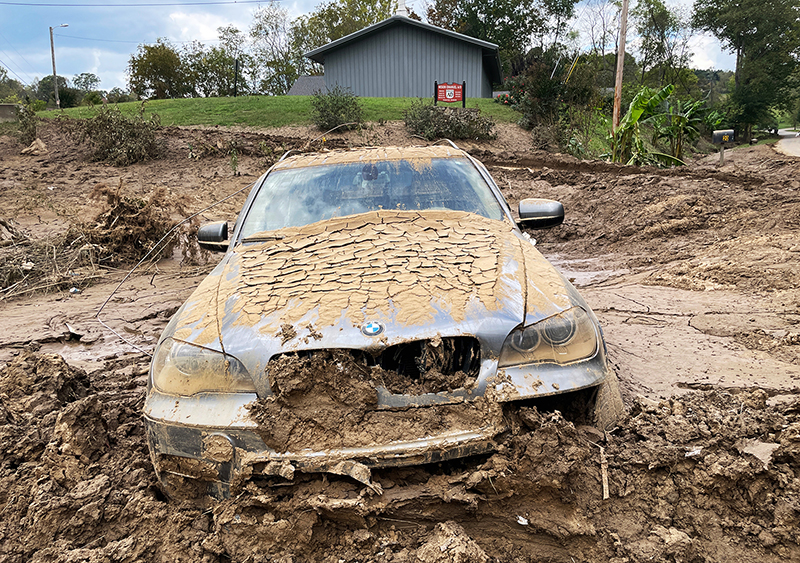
[{"left": 144, "top": 145, "right": 623, "bottom": 499}]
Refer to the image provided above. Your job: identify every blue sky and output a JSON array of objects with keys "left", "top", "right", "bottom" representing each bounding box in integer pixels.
[{"left": 0, "top": 0, "right": 735, "bottom": 93}]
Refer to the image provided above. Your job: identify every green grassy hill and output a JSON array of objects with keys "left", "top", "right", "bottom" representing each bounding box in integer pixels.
[{"left": 38, "top": 95, "right": 520, "bottom": 129}]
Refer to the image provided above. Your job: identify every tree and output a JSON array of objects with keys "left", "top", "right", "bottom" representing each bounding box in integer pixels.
[
  {"left": 288, "top": 15, "right": 328, "bottom": 76},
  {"left": 425, "top": 0, "right": 577, "bottom": 75},
  {"left": 0, "top": 67, "right": 26, "bottom": 101},
  {"left": 303, "top": 0, "right": 396, "bottom": 43},
  {"left": 127, "top": 38, "right": 188, "bottom": 99},
  {"left": 427, "top": 0, "right": 542, "bottom": 71},
  {"left": 631, "top": 0, "right": 692, "bottom": 89},
  {"left": 250, "top": 1, "right": 299, "bottom": 95},
  {"left": 538, "top": 0, "right": 580, "bottom": 49},
  {"left": 692, "top": 0, "right": 800, "bottom": 136},
  {"left": 107, "top": 87, "right": 134, "bottom": 103},
  {"left": 31, "top": 74, "right": 80, "bottom": 107},
  {"left": 289, "top": 0, "right": 398, "bottom": 75},
  {"left": 34, "top": 75, "right": 67, "bottom": 103},
  {"left": 579, "top": 0, "right": 619, "bottom": 59},
  {"left": 73, "top": 72, "right": 101, "bottom": 92}
]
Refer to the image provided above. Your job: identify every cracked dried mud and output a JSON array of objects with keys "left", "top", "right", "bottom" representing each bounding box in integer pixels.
[{"left": 1, "top": 121, "right": 800, "bottom": 562}]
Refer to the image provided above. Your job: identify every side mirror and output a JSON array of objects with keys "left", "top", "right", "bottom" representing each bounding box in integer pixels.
[
  {"left": 517, "top": 198, "right": 564, "bottom": 229},
  {"left": 197, "top": 221, "right": 228, "bottom": 252}
]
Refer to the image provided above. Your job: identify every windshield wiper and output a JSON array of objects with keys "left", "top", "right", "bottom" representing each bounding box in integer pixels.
[{"left": 242, "top": 233, "right": 285, "bottom": 243}]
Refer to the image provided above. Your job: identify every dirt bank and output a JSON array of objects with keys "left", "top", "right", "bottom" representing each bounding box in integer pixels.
[{"left": 1, "top": 120, "right": 799, "bottom": 561}]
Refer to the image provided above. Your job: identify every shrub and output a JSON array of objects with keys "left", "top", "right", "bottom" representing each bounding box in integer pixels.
[
  {"left": 403, "top": 99, "right": 496, "bottom": 141},
  {"left": 515, "top": 54, "right": 596, "bottom": 131},
  {"left": 15, "top": 104, "right": 38, "bottom": 146},
  {"left": 69, "top": 104, "right": 163, "bottom": 166},
  {"left": 29, "top": 99, "right": 47, "bottom": 112},
  {"left": 81, "top": 91, "right": 103, "bottom": 106},
  {"left": 494, "top": 75, "right": 527, "bottom": 106},
  {"left": 310, "top": 85, "right": 363, "bottom": 131}
]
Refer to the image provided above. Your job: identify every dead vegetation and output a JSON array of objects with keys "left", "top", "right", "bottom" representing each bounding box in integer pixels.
[
  {"left": 0, "top": 180, "right": 206, "bottom": 301},
  {"left": 404, "top": 99, "right": 496, "bottom": 141},
  {"left": 60, "top": 105, "right": 163, "bottom": 166}
]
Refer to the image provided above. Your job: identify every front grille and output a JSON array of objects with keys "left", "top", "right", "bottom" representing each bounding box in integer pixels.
[
  {"left": 359, "top": 336, "right": 481, "bottom": 379},
  {"left": 270, "top": 337, "right": 481, "bottom": 395}
]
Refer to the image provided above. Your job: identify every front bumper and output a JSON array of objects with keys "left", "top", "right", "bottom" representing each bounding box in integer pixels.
[
  {"left": 144, "top": 353, "right": 611, "bottom": 498},
  {"left": 144, "top": 415, "right": 501, "bottom": 498}
]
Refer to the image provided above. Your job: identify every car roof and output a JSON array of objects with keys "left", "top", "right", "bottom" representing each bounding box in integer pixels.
[{"left": 272, "top": 145, "right": 470, "bottom": 170}]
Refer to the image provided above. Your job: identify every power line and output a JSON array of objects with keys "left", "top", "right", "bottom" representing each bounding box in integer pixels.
[
  {"left": 0, "top": 31, "right": 38, "bottom": 83},
  {"left": 0, "top": 0, "right": 262, "bottom": 5},
  {"left": 54, "top": 32, "right": 220, "bottom": 44},
  {"left": 0, "top": 49, "right": 36, "bottom": 85},
  {"left": 0, "top": 56, "right": 31, "bottom": 86}
]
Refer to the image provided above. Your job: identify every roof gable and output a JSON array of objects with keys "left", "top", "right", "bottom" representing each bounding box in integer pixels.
[{"left": 305, "top": 15, "right": 503, "bottom": 84}]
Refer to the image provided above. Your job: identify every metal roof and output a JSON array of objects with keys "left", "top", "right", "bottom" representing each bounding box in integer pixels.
[
  {"left": 305, "top": 15, "right": 503, "bottom": 84},
  {"left": 286, "top": 76, "right": 327, "bottom": 96}
]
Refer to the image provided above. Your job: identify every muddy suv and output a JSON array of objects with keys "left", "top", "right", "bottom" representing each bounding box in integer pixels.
[{"left": 144, "top": 144, "right": 624, "bottom": 498}]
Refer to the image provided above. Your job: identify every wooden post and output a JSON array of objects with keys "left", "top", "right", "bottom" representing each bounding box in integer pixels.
[
  {"left": 612, "top": 0, "right": 630, "bottom": 130},
  {"left": 233, "top": 58, "right": 239, "bottom": 98},
  {"left": 434, "top": 81, "right": 438, "bottom": 106},
  {"left": 462, "top": 81, "right": 466, "bottom": 108}
]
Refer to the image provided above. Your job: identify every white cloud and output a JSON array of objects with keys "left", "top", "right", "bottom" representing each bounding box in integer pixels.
[
  {"left": 167, "top": 10, "right": 252, "bottom": 43},
  {"left": 688, "top": 33, "right": 735, "bottom": 71},
  {"left": 168, "top": 11, "right": 224, "bottom": 42}
]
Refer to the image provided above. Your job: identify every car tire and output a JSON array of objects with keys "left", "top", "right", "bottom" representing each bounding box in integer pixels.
[{"left": 592, "top": 372, "right": 625, "bottom": 431}]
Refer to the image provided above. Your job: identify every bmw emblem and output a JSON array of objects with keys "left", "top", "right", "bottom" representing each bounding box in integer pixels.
[{"left": 361, "top": 321, "right": 384, "bottom": 337}]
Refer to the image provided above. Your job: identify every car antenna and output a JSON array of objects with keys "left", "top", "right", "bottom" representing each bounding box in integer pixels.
[{"left": 95, "top": 180, "right": 258, "bottom": 357}]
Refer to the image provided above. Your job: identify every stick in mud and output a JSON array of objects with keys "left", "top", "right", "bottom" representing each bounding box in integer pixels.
[{"left": 600, "top": 445, "right": 609, "bottom": 500}]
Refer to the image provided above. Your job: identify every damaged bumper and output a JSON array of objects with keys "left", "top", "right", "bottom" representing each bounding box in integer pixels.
[
  {"left": 144, "top": 352, "right": 611, "bottom": 499},
  {"left": 144, "top": 413, "right": 501, "bottom": 498}
]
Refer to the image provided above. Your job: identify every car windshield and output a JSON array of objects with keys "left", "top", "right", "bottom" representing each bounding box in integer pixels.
[{"left": 239, "top": 157, "right": 506, "bottom": 239}]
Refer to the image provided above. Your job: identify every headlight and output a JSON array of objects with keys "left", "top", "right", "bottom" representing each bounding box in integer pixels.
[
  {"left": 151, "top": 337, "right": 255, "bottom": 395},
  {"left": 499, "top": 307, "right": 599, "bottom": 367}
]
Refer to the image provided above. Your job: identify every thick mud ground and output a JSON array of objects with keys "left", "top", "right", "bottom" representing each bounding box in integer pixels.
[{"left": 1, "top": 121, "right": 799, "bottom": 562}]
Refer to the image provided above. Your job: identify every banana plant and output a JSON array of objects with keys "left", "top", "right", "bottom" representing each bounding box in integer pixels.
[
  {"left": 608, "top": 84, "right": 686, "bottom": 167},
  {"left": 655, "top": 97, "right": 704, "bottom": 161}
]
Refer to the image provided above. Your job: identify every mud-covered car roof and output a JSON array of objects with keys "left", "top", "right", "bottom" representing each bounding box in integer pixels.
[{"left": 272, "top": 145, "right": 468, "bottom": 170}]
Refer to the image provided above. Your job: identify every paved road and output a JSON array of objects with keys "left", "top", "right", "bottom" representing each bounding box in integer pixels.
[{"left": 776, "top": 128, "right": 800, "bottom": 156}]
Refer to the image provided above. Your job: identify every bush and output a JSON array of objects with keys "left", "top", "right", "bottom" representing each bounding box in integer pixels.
[
  {"left": 494, "top": 75, "right": 527, "bottom": 106},
  {"left": 81, "top": 91, "right": 103, "bottom": 106},
  {"left": 69, "top": 105, "right": 163, "bottom": 166},
  {"left": 310, "top": 85, "right": 363, "bottom": 131},
  {"left": 515, "top": 54, "right": 596, "bottom": 131},
  {"left": 403, "top": 99, "right": 496, "bottom": 141},
  {"left": 15, "top": 104, "right": 38, "bottom": 146},
  {"left": 29, "top": 99, "right": 47, "bottom": 112}
]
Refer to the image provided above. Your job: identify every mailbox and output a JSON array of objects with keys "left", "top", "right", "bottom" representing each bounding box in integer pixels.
[{"left": 712, "top": 129, "right": 734, "bottom": 144}]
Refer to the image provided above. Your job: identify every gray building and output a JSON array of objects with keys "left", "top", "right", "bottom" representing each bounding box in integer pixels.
[{"left": 303, "top": 15, "right": 503, "bottom": 99}]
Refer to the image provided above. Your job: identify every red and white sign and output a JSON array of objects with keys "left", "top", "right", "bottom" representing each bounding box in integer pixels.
[{"left": 437, "top": 82, "right": 463, "bottom": 102}]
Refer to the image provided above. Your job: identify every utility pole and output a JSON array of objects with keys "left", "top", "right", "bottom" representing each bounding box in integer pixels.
[
  {"left": 612, "top": 0, "right": 629, "bottom": 130},
  {"left": 233, "top": 58, "right": 239, "bottom": 97},
  {"left": 49, "top": 23, "right": 68, "bottom": 110}
]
